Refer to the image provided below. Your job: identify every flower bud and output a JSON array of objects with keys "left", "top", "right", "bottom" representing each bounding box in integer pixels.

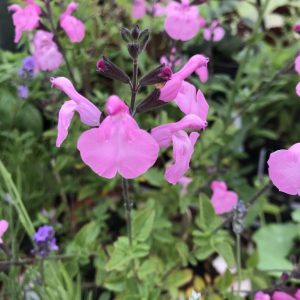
[
  {"left": 96, "top": 56, "right": 130, "bottom": 84},
  {"left": 138, "top": 29, "right": 150, "bottom": 52},
  {"left": 128, "top": 42, "right": 140, "bottom": 60},
  {"left": 131, "top": 25, "right": 140, "bottom": 40},
  {"left": 121, "top": 27, "right": 132, "bottom": 42},
  {"left": 139, "top": 64, "right": 172, "bottom": 87}
]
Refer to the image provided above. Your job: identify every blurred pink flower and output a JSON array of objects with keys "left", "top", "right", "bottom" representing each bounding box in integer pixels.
[
  {"left": 203, "top": 20, "right": 225, "bottom": 42},
  {"left": 8, "top": 0, "right": 42, "bottom": 43},
  {"left": 296, "top": 82, "right": 300, "bottom": 96},
  {"left": 295, "top": 55, "right": 300, "bottom": 74},
  {"left": 210, "top": 181, "right": 238, "bottom": 215},
  {"left": 174, "top": 81, "right": 209, "bottom": 121},
  {"left": 60, "top": 2, "right": 85, "bottom": 43},
  {"left": 272, "top": 291, "right": 297, "bottom": 300},
  {"left": 153, "top": 3, "right": 167, "bottom": 16},
  {"left": 0, "top": 220, "right": 9, "bottom": 244},
  {"left": 268, "top": 143, "right": 300, "bottom": 196},
  {"left": 151, "top": 114, "right": 205, "bottom": 184},
  {"left": 293, "top": 23, "right": 300, "bottom": 33},
  {"left": 164, "top": 0, "right": 205, "bottom": 41},
  {"left": 254, "top": 291, "right": 270, "bottom": 300},
  {"left": 51, "top": 77, "right": 101, "bottom": 147},
  {"left": 33, "top": 31, "right": 63, "bottom": 71},
  {"left": 77, "top": 96, "right": 159, "bottom": 179},
  {"left": 132, "top": 0, "right": 146, "bottom": 19},
  {"left": 159, "top": 54, "right": 209, "bottom": 101}
]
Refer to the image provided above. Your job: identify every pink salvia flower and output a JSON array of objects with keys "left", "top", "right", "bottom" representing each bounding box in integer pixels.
[
  {"left": 60, "top": 2, "right": 85, "bottom": 43},
  {"left": 159, "top": 54, "right": 209, "bottom": 102},
  {"left": 296, "top": 82, "right": 300, "bottom": 96},
  {"left": 268, "top": 143, "right": 300, "bottom": 196},
  {"left": 132, "top": 0, "right": 147, "bottom": 19},
  {"left": 77, "top": 96, "right": 159, "bottom": 179},
  {"left": 51, "top": 77, "right": 101, "bottom": 147},
  {"left": 151, "top": 114, "right": 205, "bottom": 184},
  {"left": 33, "top": 31, "right": 63, "bottom": 71},
  {"left": 165, "top": 131, "right": 199, "bottom": 184},
  {"left": 295, "top": 55, "right": 300, "bottom": 74},
  {"left": 254, "top": 291, "right": 270, "bottom": 300},
  {"left": 204, "top": 20, "right": 225, "bottom": 42},
  {"left": 8, "top": 0, "right": 41, "bottom": 43},
  {"left": 210, "top": 181, "right": 238, "bottom": 215},
  {"left": 153, "top": 3, "right": 167, "bottom": 16},
  {"left": 174, "top": 81, "right": 209, "bottom": 120},
  {"left": 0, "top": 220, "right": 9, "bottom": 244},
  {"left": 164, "top": 0, "right": 205, "bottom": 41},
  {"left": 272, "top": 292, "right": 297, "bottom": 300}
]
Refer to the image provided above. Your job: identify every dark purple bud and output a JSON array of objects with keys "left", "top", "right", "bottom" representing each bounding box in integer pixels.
[
  {"left": 121, "top": 27, "right": 132, "bottom": 42},
  {"left": 128, "top": 42, "right": 140, "bottom": 60},
  {"left": 190, "top": 0, "right": 208, "bottom": 5},
  {"left": 138, "top": 29, "right": 150, "bottom": 52},
  {"left": 139, "top": 64, "right": 172, "bottom": 87},
  {"left": 96, "top": 56, "right": 130, "bottom": 84},
  {"left": 280, "top": 272, "right": 290, "bottom": 281},
  {"left": 131, "top": 25, "right": 140, "bottom": 40},
  {"left": 135, "top": 89, "right": 166, "bottom": 113}
]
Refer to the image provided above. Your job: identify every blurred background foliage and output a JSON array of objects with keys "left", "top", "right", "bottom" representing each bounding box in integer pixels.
[{"left": 0, "top": 0, "right": 300, "bottom": 299}]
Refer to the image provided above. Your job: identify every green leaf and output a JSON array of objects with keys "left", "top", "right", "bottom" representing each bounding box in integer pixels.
[
  {"left": 132, "top": 205, "right": 156, "bottom": 242},
  {"left": 213, "top": 241, "right": 235, "bottom": 268},
  {"left": 165, "top": 269, "right": 193, "bottom": 290}
]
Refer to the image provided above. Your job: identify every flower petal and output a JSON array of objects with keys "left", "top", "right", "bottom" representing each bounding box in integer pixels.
[{"left": 0, "top": 220, "right": 9, "bottom": 242}]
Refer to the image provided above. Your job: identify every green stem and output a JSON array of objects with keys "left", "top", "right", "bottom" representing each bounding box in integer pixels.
[
  {"left": 236, "top": 233, "right": 242, "bottom": 296},
  {"left": 130, "top": 59, "right": 139, "bottom": 113},
  {"left": 45, "top": 0, "right": 75, "bottom": 83},
  {"left": 121, "top": 178, "right": 132, "bottom": 246}
]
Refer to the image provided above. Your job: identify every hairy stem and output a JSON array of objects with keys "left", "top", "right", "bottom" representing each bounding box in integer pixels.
[
  {"left": 130, "top": 58, "right": 139, "bottom": 113},
  {"left": 45, "top": 0, "right": 75, "bottom": 82},
  {"left": 236, "top": 233, "right": 242, "bottom": 295},
  {"left": 122, "top": 178, "right": 132, "bottom": 246}
]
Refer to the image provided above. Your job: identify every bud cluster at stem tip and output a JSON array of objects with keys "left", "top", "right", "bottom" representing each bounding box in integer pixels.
[{"left": 121, "top": 25, "right": 150, "bottom": 59}]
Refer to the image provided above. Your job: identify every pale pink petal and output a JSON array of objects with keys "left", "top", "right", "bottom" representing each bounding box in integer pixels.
[
  {"left": 174, "top": 81, "right": 209, "bottom": 120},
  {"left": 268, "top": 144, "right": 300, "bottom": 196},
  {"left": 33, "top": 31, "right": 63, "bottom": 71},
  {"left": 296, "top": 82, "right": 300, "bottom": 96},
  {"left": 165, "top": 131, "right": 199, "bottom": 184},
  {"left": 272, "top": 292, "right": 296, "bottom": 300},
  {"left": 195, "top": 64, "right": 209, "bottom": 83},
  {"left": 51, "top": 77, "right": 101, "bottom": 128},
  {"left": 204, "top": 21, "right": 225, "bottom": 42},
  {"left": 132, "top": 0, "right": 146, "bottom": 19},
  {"left": 77, "top": 96, "right": 159, "bottom": 179},
  {"left": 153, "top": 3, "right": 167, "bottom": 16},
  {"left": 295, "top": 55, "right": 300, "bottom": 74},
  {"left": 159, "top": 76, "right": 183, "bottom": 102},
  {"left": 60, "top": 2, "right": 85, "bottom": 43},
  {"left": 178, "top": 176, "right": 192, "bottom": 194},
  {"left": 8, "top": 2, "right": 41, "bottom": 43},
  {"left": 211, "top": 181, "right": 238, "bottom": 215},
  {"left": 295, "top": 290, "right": 300, "bottom": 300},
  {"left": 0, "top": 220, "right": 9, "bottom": 243},
  {"left": 151, "top": 114, "right": 207, "bottom": 148},
  {"left": 254, "top": 292, "right": 270, "bottom": 300}
]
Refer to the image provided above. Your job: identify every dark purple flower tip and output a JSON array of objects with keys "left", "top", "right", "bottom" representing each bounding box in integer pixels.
[
  {"left": 96, "top": 59, "right": 107, "bottom": 71},
  {"left": 293, "top": 24, "right": 300, "bottom": 33},
  {"left": 159, "top": 66, "right": 172, "bottom": 81},
  {"left": 280, "top": 272, "right": 289, "bottom": 281},
  {"left": 33, "top": 225, "right": 55, "bottom": 242}
]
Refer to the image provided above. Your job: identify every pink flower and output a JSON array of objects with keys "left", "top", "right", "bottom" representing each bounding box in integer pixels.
[
  {"left": 8, "top": 0, "right": 41, "bottom": 43},
  {"left": 0, "top": 220, "right": 9, "bottom": 244},
  {"left": 210, "top": 181, "right": 238, "bottom": 215},
  {"left": 268, "top": 143, "right": 300, "bottom": 196},
  {"left": 77, "top": 96, "right": 159, "bottom": 179},
  {"left": 132, "top": 0, "right": 146, "bottom": 19},
  {"left": 254, "top": 291, "right": 270, "bottom": 300},
  {"left": 159, "top": 54, "right": 209, "bottom": 102},
  {"left": 151, "top": 114, "right": 205, "bottom": 184},
  {"left": 293, "top": 23, "right": 300, "bottom": 33},
  {"left": 153, "top": 3, "right": 167, "bottom": 16},
  {"left": 295, "top": 55, "right": 300, "bottom": 74},
  {"left": 33, "top": 31, "right": 63, "bottom": 71},
  {"left": 60, "top": 2, "right": 85, "bottom": 43},
  {"left": 204, "top": 20, "right": 225, "bottom": 42},
  {"left": 295, "top": 290, "right": 300, "bottom": 300},
  {"left": 272, "top": 292, "right": 297, "bottom": 300},
  {"left": 51, "top": 77, "right": 101, "bottom": 147},
  {"left": 164, "top": 0, "right": 206, "bottom": 41},
  {"left": 174, "top": 81, "right": 209, "bottom": 120},
  {"left": 296, "top": 82, "right": 300, "bottom": 96}
]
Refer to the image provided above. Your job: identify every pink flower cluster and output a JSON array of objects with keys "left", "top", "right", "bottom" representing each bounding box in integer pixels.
[
  {"left": 8, "top": 0, "right": 85, "bottom": 71},
  {"left": 255, "top": 290, "right": 300, "bottom": 300},
  {"left": 52, "top": 54, "right": 209, "bottom": 184},
  {"left": 0, "top": 220, "right": 9, "bottom": 244}
]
